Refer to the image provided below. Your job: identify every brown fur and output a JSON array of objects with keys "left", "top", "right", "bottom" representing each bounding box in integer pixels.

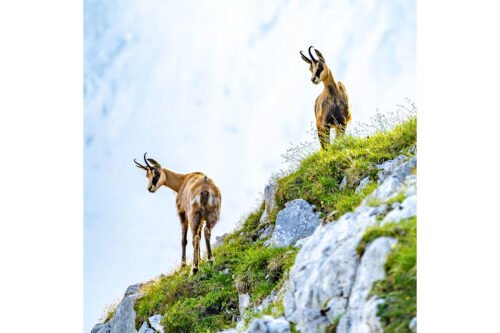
[
  {"left": 301, "top": 46, "right": 352, "bottom": 149},
  {"left": 135, "top": 154, "right": 221, "bottom": 275}
]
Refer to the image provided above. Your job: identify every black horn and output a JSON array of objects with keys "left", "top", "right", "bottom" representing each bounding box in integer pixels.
[
  {"left": 134, "top": 158, "right": 147, "bottom": 170},
  {"left": 300, "top": 50, "right": 312, "bottom": 64},
  {"left": 144, "top": 152, "right": 152, "bottom": 169},
  {"left": 308, "top": 46, "right": 317, "bottom": 63}
]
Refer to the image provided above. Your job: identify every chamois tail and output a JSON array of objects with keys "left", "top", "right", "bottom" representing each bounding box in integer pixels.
[{"left": 200, "top": 176, "right": 211, "bottom": 206}]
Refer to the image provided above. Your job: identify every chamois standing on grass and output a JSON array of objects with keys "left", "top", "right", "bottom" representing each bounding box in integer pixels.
[
  {"left": 300, "top": 46, "right": 352, "bottom": 149},
  {"left": 134, "top": 153, "right": 221, "bottom": 276}
]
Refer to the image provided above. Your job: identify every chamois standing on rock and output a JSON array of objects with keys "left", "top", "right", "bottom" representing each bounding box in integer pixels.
[
  {"left": 300, "top": 46, "right": 352, "bottom": 149},
  {"left": 134, "top": 153, "right": 221, "bottom": 276}
]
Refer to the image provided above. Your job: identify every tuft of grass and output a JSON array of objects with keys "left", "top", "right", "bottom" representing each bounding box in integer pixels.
[
  {"left": 358, "top": 217, "right": 416, "bottom": 332},
  {"left": 276, "top": 117, "right": 416, "bottom": 220},
  {"left": 99, "top": 300, "right": 119, "bottom": 323}
]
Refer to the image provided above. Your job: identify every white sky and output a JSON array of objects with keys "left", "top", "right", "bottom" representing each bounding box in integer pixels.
[{"left": 84, "top": 0, "right": 415, "bottom": 331}]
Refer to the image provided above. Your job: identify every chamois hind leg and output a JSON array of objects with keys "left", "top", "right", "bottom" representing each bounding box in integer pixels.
[
  {"left": 189, "top": 212, "right": 203, "bottom": 276},
  {"left": 204, "top": 212, "right": 217, "bottom": 264},
  {"left": 179, "top": 212, "right": 188, "bottom": 267},
  {"left": 317, "top": 123, "right": 330, "bottom": 150},
  {"left": 335, "top": 124, "right": 347, "bottom": 139}
]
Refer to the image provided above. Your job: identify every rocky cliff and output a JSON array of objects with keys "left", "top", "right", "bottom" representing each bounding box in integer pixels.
[{"left": 92, "top": 117, "right": 417, "bottom": 333}]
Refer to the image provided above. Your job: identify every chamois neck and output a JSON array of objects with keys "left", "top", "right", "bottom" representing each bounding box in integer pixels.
[
  {"left": 160, "top": 168, "right": 185, "bottom": 192},
  {"left": 322, "top": 69, "right": 336, "bottom": 95}
]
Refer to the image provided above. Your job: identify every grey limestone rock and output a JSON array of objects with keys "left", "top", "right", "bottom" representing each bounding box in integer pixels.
[
  {"left": 255, "top": 291, "right": 279, "bottom": 313},
  {"left": 265, "top": 199, "right": 321, "bottom": 247},
  {"left": 294, "top": 235, "right": 311, "bottom": 249},
  {"left": 246, "top": 315, "right": 290, "bottom": 333},
  {"left": 376, "top": 155, "right": 407, "bottom": 183},
  {"left": 91, "top": 322, "right": 111, "bottom": 333},
  {"left": 355, "top": 177, "right": 372, "bottom": 194},
  {"left": 124, "top": 283, "right": 141, "bottom": 297},
  {"left": 284, "top": 204, "right": 387, "bottom": 332},
  {"left": 258, "top": 225, "right": 273, "bottom": 240},
  {"left": 109, "top": 292, "right": 144, "bottom": 333},
  {"left": 214, "top": 233, "right": 228, "bottom": 248},
  {"left": 336, "top": 237, "right": 397, "bottom": 333},
  {"left": 138, "top": 322, "right": 155, "bottom": 333},
  {"left": 364, "top": 157, "right": 417, "bottom": 204},
  {"left": 148, "top": 315, "right": 164, "bottom": 333},
  {"left": 260, "top": 182, "right": 278, "bottom": 225},
  {"left": 383, "top": 194, "right": 417, "bottom": 224},
  {"left": 339, "top": 176, "right": 348, "bottom": 190},
  {"left": 239, "top": 293, "right": 251, "bottom": 318},
  {"left": 409, "top": 317, "right": 417, "bottom": 331}
]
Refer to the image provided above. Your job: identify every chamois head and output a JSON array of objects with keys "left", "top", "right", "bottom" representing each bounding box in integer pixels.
[
  {"left": 134, "top": 153, "right": 164, "bottom": 193},
  {"left": 300, "top": 46, "right": 328, "bottom": 85}
]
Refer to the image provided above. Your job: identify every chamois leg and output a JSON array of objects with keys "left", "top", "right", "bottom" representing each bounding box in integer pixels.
[
  {"left": 179, "top": 212, "right": 188, "bottom": 267},
  {"left": 317, "top": 123, "right": 330, "bottom": 150},
  {"left": 190, "top": 212, "right": 202, "bottom": 276},
  {"left": 335, "top": 125, "right": 347, "bottom": 139},
  {"left": 204, "top": 214, "right": 217, "bottom": 264},
  {"left": 197, "top": 224, "right": 202, "bottom": 265}
]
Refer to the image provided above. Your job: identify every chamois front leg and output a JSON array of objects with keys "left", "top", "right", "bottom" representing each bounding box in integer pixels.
[
  {"left": 317, "top": 123, "right": 330, "bottom": 150},
  {"left": 190, "top": 212, "right": 203, "bottom": 276}
]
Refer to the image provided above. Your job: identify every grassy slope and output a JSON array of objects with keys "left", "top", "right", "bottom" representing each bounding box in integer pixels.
[{"left": 125, "top": 116, "right": 417, "bottom": 332}]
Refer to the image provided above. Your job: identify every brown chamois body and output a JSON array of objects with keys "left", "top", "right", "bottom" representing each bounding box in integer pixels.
[
  {"left": 301, "top": 46, "right": 352, "bottom": 149},
  {"left": 134, "top": 153, "right": 221, "bottom": 276}
]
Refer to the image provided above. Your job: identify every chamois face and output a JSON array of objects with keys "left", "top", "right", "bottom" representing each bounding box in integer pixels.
[
  {"left": 145, "top": 167, "right": 163, "bottom": 193},
  {"left": 300, "top": 46, "right": 328, "bottom": 85},
  {"left": 134, "top": 153, "right": 164, "bottom": 193}
]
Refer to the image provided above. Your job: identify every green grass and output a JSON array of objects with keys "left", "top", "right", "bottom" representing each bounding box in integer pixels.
[
  {"left": 119, "top": 117, "right": 417, "bottom": 332},
  {"left": 101, "top": 302, "right": 117, "bottom": 324},
  {"left": 358, "top": 217, "right": 417, "bottom": 332},
  {"left": 275, "top": 117, "right": 416, "bottom": 219},
  {"left": 133, "top": 205, "right": 297, "bottom": 332}
]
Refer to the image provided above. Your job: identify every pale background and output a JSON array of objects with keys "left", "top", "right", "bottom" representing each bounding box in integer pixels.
[
  {"left": 84, "top": 1, "right": 416, "bottom": 331},
  {"left": 2, "top": 1, "right": 500, "bottom": 333}
]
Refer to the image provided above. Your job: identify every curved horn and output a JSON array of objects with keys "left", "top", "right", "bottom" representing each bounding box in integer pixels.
[
  {"left": 300, "top": 50, "right": 312, "bottom": 64},
  {"left": 308, "top": 46, "right": 317, "bottom": 63},
  {"left": 143, "top": 152, "right": 152, "bottom": 169},
  {"left": 134, "top": 158, "right": 147, "bottom": 170}
]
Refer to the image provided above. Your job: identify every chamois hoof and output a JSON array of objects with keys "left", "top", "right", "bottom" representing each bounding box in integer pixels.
[{"left": 190, "top": 267, "right": 198, "bottom": 276}]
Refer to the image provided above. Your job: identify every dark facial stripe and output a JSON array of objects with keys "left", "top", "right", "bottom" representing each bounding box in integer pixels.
[
  {"left": 315, "top": 62, "right": 324, "bottom": 78},
  {"left": 152, "top": 168, "right": 160, "bottom": 186}
]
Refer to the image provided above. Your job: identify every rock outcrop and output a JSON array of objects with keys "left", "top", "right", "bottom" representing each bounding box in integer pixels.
[
  {"left": 265, "top": 199, "right": 321, "bottom": 247},
  {"left": 91, "top": 285, "right": 166, "bottom": 333},
  {"left": 283, "top": 156, "right": 416, "bottom": 332},
  {"left": 259, "top": 183, "right": 278, "bottom": 226}
]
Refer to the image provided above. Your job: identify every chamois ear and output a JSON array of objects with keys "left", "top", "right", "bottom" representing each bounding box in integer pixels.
[
  {"left": 147, "top": 158, "right": 161, "bottom": 168},
  {"left": 314, "top": 48, "right": 325, "bottom": 62},
  {"left": 300, "top": 50, "right": 312, "bottom": 64}
]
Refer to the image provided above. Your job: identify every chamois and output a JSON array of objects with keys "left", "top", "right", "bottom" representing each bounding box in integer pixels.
[
  {"left": 300, "top": 46, "right": 352, "bottom": 149},
  {"left": 134, "top": 153, "right": 221, "bottom": 276}
]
